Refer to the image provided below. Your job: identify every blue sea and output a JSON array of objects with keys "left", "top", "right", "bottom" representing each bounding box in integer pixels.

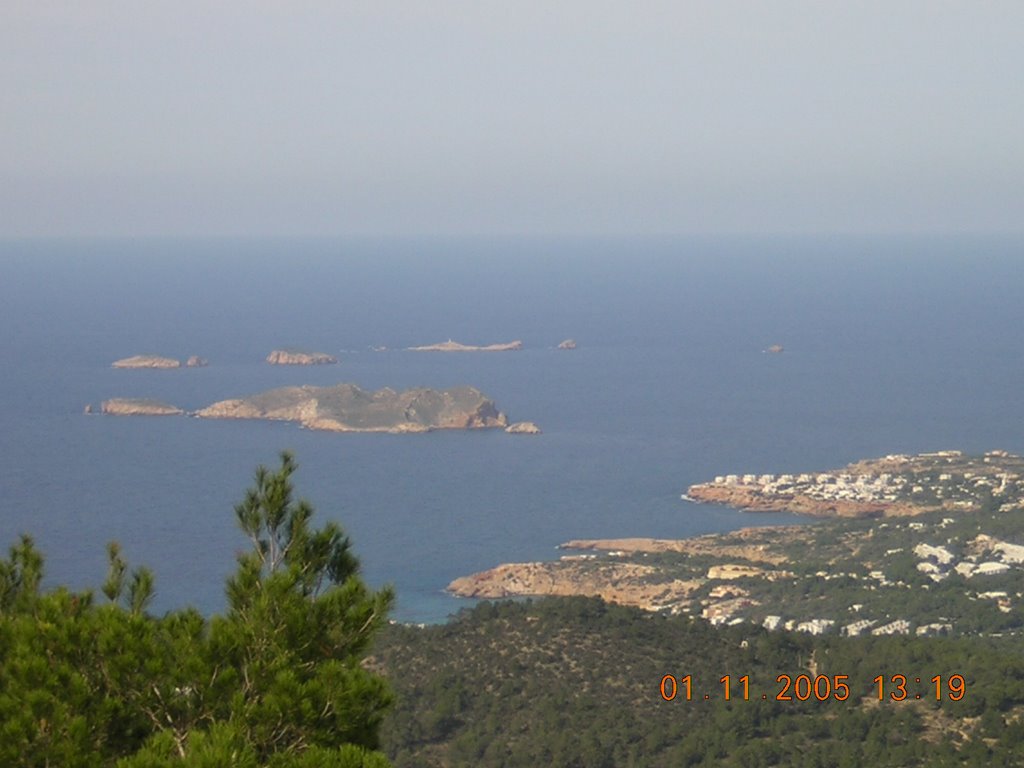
[{"left": 1, "top": 235, "right": 1022, "bottom": 622}]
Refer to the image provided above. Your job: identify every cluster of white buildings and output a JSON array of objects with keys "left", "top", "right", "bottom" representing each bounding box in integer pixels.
[
  {"left": 710, "top": 471, "right": 908, "bottom": 504},
  {"left": 913, "top": 534, "right": 1022, "bottom": 588},
  {"left": 708, "top": 456, "right": 1024, "bottom": 509}
]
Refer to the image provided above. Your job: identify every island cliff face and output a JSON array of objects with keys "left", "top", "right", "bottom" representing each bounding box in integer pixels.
[
  {"left": 407, "top": 339, "right": 523, "bottom": 352},
  {"left": 194, "top": 383, "right": 508, "bottom": 433},
  {"left": 266, "top": 349, "right": 338, "bottom": 365},
  {"left": 101, "top": 398, "right": 184, "bottom": 416},
  {"left": 112, "top": 356, "right": 181, "bottom": 369}
]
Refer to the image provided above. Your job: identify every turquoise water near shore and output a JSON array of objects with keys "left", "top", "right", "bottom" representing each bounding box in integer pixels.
[{"left": 1, "top": 236, "right": 1022, "bottom": 622}]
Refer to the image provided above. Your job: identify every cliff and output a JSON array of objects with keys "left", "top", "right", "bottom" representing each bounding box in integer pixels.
[
  {"left": 266, "top": 349, "right": 338, "bottom": 365},
  {"left": 101, "top": 398, "right": 184, "bottom": 416},
  {"left": 194, "top": 383, "right": 508, "bottom": 433},
  {"left": 407, "top": 339, "right": 523, "bottom": 352},
  {"left": 111, "top": 355, "right": 181, "bottom": 369}
]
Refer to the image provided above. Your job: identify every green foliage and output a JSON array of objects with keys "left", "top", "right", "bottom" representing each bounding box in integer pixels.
[{"left": 0, "top": 452, "right": 393, "bottom": 767}]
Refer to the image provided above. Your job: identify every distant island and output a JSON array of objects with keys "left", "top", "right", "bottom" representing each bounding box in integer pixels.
[
  {"left": 101, "top": 398, "right": 184, "bottom": 416},
  {"left": 111, "top": 355, "right": 207, "bottom": 369},
  {"left": 266, "top": 349, "right": 338, "bottom": 365},
  {"left": 407, "top": 339, "right": 523, "bottom": 352},
  {"left": 194, "top": 383, "right": 509, "bottom": 433},
  {"left": 557, "top": 339, "right": 577, "bottom": 350},
  {"left": 449, "top": 450, "right": 1024, "bottom": 636},
  {"left": 111, "top": 355, "right": 180, "bottom": 369}
]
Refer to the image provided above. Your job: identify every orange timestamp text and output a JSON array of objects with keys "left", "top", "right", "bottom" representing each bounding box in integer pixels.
[{"left": 660, "top": 673, "right": 966, "bottom": 702}]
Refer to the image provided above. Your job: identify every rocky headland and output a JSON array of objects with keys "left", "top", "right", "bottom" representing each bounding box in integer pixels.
[
  {"left": 101, "top": 398, "right": 184, "bottom": 416},
  {"left": 111, "top": 355, "right": 182, "bottom": 369},
  {"left": 266, "top": 349, "right": 338, "bottom": 365},
  {"left": 194, "top": 383, "right": 508, "bottom": 433},
  {"left": 687, "top": 450, "right": 1024, "bottom": 519},
  {"left": 407, "top": 339, "right": 523, "bottom": 352},
  {"left": 450, "top": 451, "right": 1024, "bottom": 634},
  {"left": 448, "top": 561, "right": 704, "bottom": 610}
]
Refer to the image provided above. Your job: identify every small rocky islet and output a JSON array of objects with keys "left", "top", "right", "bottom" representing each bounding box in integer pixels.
[
  {"left": 100, "top": 398, "right": 184, "bottom": 416},
  {"left": 265, "top": 349, "right": 338, "bottom": 365}
]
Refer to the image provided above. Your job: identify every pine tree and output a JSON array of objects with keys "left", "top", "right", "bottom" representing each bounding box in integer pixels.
[{"left": 0, "top": 452, "right": 394, "bottom": 767}]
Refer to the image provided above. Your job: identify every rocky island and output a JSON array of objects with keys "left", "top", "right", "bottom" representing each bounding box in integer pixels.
[
  {"left": 450, "top": 451, "right": 1024, "bottom": 637},
  {"left": 101, "top": 398, "right": 184, "bottom": 416},
  {"left": 194, "top": 383, "right": 508, "bottom": 433},
  {"left": 266, "top": 349, "right": 338, "bottom": 365},
  {"left": 557, "top": 339, "right": 577, "bottom": 350},
  {"left": 407, "top": 339, "right": 523, "bottom": 352},
  {"left": 111, "top": 355, "right": 181, "bottom": 369}
]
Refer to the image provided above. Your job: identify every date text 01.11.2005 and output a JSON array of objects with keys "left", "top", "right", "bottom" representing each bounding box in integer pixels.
[{"left": 659, "top": 674, "right": 967, "bottom": 702}]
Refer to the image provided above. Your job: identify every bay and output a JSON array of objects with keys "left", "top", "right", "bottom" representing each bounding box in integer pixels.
[{"left": 1, "top": 235, "right": 1022, "bottom": 622}]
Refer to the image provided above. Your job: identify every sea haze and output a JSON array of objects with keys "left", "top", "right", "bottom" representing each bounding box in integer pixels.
[{"left": 1, "top": 235, "right": 1022, "bottom": 622}]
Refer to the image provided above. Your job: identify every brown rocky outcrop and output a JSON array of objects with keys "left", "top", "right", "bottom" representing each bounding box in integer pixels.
[
  {"left": 686, "top": 484, "right": 891, "bottom": 518},
  {"left": 447, "top": 561, "right": 703, "bottom": 610},
  {"left": 560, "top": 534, "right": 792, "bottom": 565},
  {"left": 505, "top": 421, "right": 541, "bottom": 435}
]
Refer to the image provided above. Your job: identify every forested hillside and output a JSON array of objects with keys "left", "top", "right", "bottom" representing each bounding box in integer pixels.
[{"left": 376, "top": 597, "right": 1024, "bottom": 767}]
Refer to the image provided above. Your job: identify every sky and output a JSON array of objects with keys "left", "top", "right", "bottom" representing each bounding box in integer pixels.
[{"left": 2, "top": 2, "right": 1022, "bottom": 237}]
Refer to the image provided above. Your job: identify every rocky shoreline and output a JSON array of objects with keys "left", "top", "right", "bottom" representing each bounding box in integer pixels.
[
  {"left": 449, "top": 451, "right": 1024, "bottom": 624},
  {"left": 686, "top": 450, "right": 1024, "bottom": 519}
]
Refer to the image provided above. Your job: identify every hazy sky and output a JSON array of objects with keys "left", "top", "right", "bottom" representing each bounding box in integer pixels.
[{"left": 2, "top": 2, "right": 1022, "bottom": 237}]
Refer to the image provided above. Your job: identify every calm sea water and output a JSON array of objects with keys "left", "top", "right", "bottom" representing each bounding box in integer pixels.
[{"left": 1, "top": 236, "right": 1022, "bottom": 622}]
